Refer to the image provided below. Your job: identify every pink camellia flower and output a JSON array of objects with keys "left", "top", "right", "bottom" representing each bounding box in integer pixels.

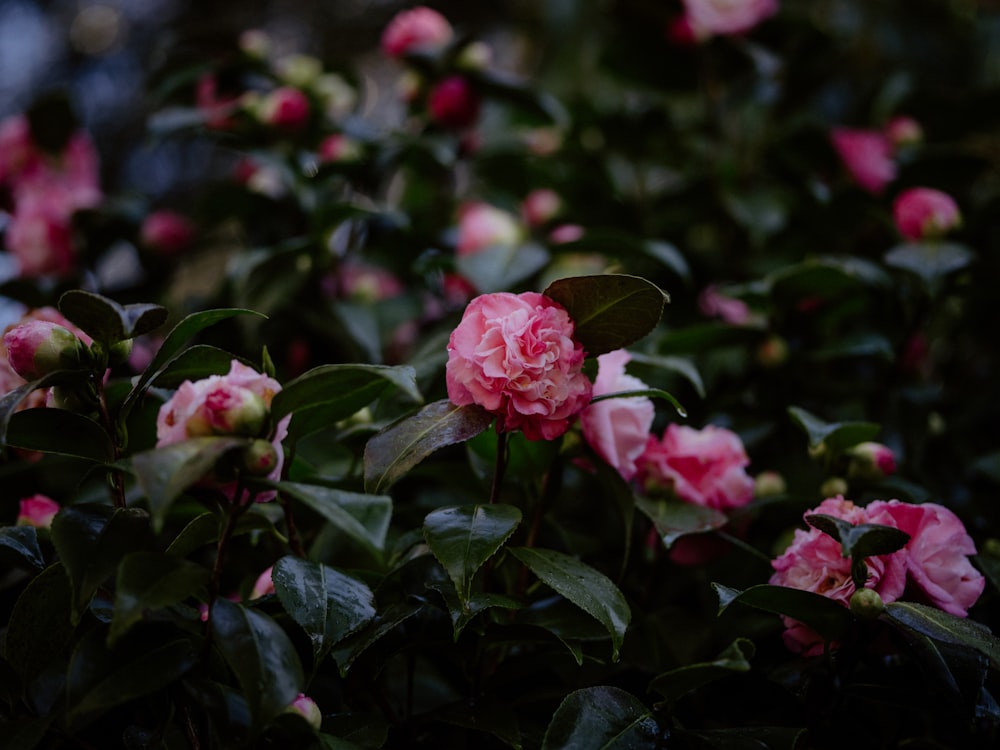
[
  {"left": 1, "top": 307, "right": 91, "bottom": 405},
  {"left": 892, "top": 187, "right": 961, "bottom": 241},
  {"left": 456, "top": 202, "right": 522, "bottom": 256},
  {"left": 5, "top": 202, "right": 76, "bottom": 277},
  {"left": 697, "top": 284, "right": 753, "bottom": 325},
  {"left": 866, "top": 500, "right": 984, "bottom": 617},
  {"left": 318, "top": 133, "right": 363, "bottom": 164},
  {"left": 141, "top": 210, "right": 195, "bottom": 256},
  {"left": 381, "top": 6, "right": 453, "bottom": 58},
  {"left": 636, "top": 423, "right": 755, "bottom": 510},
  {"left": 548, "top": 224, "right": 586, "bottom": 245},
  {"left": 16, "top": 494, "right": 60, "bottom": 529},
  {"left": 681, "top": 0, "right": 778, "bottom": 40},
  {"left": 665, "top": 15, "right": 698, "bottom": 46},
  {"left": 446, "top": 291, "right": 592, "bottom": 441},
  {"left": 156, "top": 360, "right": 289, "bottom": 502},
  {"left": 250, "top": 566, "right": 275, "bottom": 599},
  {"left": 258, "top": 86, "right": 311, "bottom": 131},
  {"left": 580, "top": 350, "right": 655, "bottom": 481},
  {"left": 427, "top": 76, "right": 481, "bottom": 130},
  {"left": 330, "top": 261, "right": 404, "bottom": 303},
  {"left": 830, "top": 127, "right": 897, "bottom": 195},
  {"left": 847, "top": 441, "right": 896, "bottom": 479},
  {"left": 521, "top": 189, "right": 562, "bottom": 228},
  {"left": 284, "top": 693, "right": 322, "bottom": 730},
  {"left": 3, "top": 319, "right": 84, "bottom": 381}
]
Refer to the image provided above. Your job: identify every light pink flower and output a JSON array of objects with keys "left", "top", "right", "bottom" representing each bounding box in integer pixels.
[
  {"left": 548, "top": 224, "right": 585, "bottom": 245},
  {"left": 17, "top": 494, "right": 60, "bottom": 529},
  {"left": 250, "top": 566, "right": 275, "bottom": 599},
  {"left": 892, "top": 187, "right": 961, "bottom": 241},
  {"left": 848, "top": 441, "right": 896, "bottom": 479},
  {"left": 637, "top": 423, "right": 755, "bottom": 510},
  {"left": 5, "top": 202, "right": 76, "bottom": 277},
  {"left": 456, "top": 202, "right": 522, "bottom": 256},
  {"left": 285, "top": 693, "right": 322, "bottom": 730},
  {"left": 259, "top": 86, "right": 311, "bottom": 131},
  {"left": 381, "top": 6, "right": 453, "bottom": 58},
  {"left": 3, "top": 319, "right": 84, "bottom": 381},
  {"left": 427, "top": 76, "right": 480, "bottom": 130},
  {"left": 156, "top": 360, "right": 289, "bottom": 501},
  {"left": 332, "top": 261, "right": 404, "bottom": 302},
  {"left": 830, "top": 127, "right": 897, "bottom": 195},
  {"left": 698, "top": 284, "right": 752, "bottom": 325},
  {"left": 318, "top": 134, "right": 363, "bottom": 163},
  {"left": 446, "top": 292, "right": 592, "bottom": 441},
  {"left": 682, "top": 0, "right": 778, "bottom": 40},
  {"left": 580, "top": 350, "right": 655, "bottom": 481},
  {"left": 521, "top": 189, "right": 562, "bottom": 228},
  {"left": 866, "top": 500, "right": 984, "bottom": 617},
  {"left": 1, "top": 307, "right": 91, "bottom": 401},
  {"left": 141, "top": 210, "right": 195, "bottom": 256}
]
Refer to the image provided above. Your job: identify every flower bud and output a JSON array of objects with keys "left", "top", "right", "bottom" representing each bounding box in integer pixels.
[
  {"left": 284, "top": 693, "right": 322, "bottom": 730},
  {"left": 239, "top": 29, "right": 271, "bottom": 60},
  {"left": 521, "top": 189, "right": 562, "bottom": 228},
  {"left": 258, "top": 87, "right": 311, "bottom": 132},
  {"left": 108, "top": 338, "right": 133, "bottom": 367},
  {"left": 427, "top": 76, "right": 480, "bottom": 130},
  {"left": 820, "top": 476, "right": 848, "bottom": 498},
  {"left": 456, "top": 41, "right": 493, "bottom": 70},
  {"left": 381, "top": 6, "right": 453, "bottom": 59},
  {"left": 318, "top": 134, "right": 363, "bottom": 164},
  {"left": 848, "top": 442, "right": 896, "bottom": 479},
  {"left": 185, "top": 384, "right": 269, "bottom": 438},
  {"left": 754, "top": 470, "right": 786, "bottom": 497},
  {"left": 850, "top": 587, "right": 885, "bottom": 620},
  {"left": 141, "top": 210, "right": 195, "bottom": 256},
  {"left": 892, "top": 187, "right": 961, "bottom": 242},
  {"left": 275, "top": 54, "right": 322, "bottom": 88},
  {"left": 250, "top": 566, "right": 275, "bottom": 599},
  {"left": 17, "top": 494, "right": 60, "bottom": 529},
  {"left": 3, "top": 320, "right": 84, "bottom": 380},
  {"left": 885, "top": 116, "right": 923, "bottom": 148},
  {"left": 242, "top": 438, "right": 279, "bottom": 476}
]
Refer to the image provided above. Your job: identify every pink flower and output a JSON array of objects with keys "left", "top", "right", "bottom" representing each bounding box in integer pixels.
[
  {"left": 446, "top": 292, "right": 592, "bottom": 441},
  {"left": 17, "top": 494, "right": 60, "bottom": 529},
  {"left": 331, "top": 261, "right": 404, "bottom": 302},
  {"left": 892, "top": 187, "right": 961, "bottom": 241},
  {"left": 427, "top": 76, "right": 481, "bottom": 130},
  {"left": 579, "top": 350, "right": 655, "bottom": 481},
  {"left": 5, "top": 201, "right": 76, "bottom": 277},
  {"left": 0, "top": 114, "right": 38, "bottom": 186},
  {"left": 318, "top": 134, "right": 363, "bottom": 163},
  {"left": 259, "top": 87, "right": 311, "bottom": 131},
  {"left": 681, "top": 0, "right": 778, "bottom": 40},
  {"left": 196, "top": 74, "right": 240, "bottom": 130},
  {"left": 885, "top": 116, "right": 923, "bottom": 148},
  {"left": 156, "top": 360, "right": 289, "bottom": 502},
  {"left": 847, "top": 441, "right": 896, "bottom": 479},
  {"left": 141, "top": 210, "right": 195, "bottom": 256},
  {"left": 637, "top": 424, "right": 755, "bottom": 510},
  {"left": 284, "top": 693, "right": 322, "bottom": 730},
  {"left": 698, "top": 285, "right": 753, "bottom": 325},
  {"left": 1, "top": 308, "right": 91, "bottom": 403},
  {"left": 3, "top": 319, "right": 84, "bottom": 380},
  {"left": 250, "top": 566, "right": 275, "bottom": 599},
  {"left": 866, "top": 500, "right": 984, "bottom": 617},
  {"left": 456, "top": 202, "right": 522, "bottom": 256},
  {"left": 521, "top": 189, "right": 562, "bottom": 228},
  {"left": 548, "top": 224, "right": 585, "bottom": 245},
  {"left": 381, "top": 6, "right": 453, "bottom": 58},
  {"left": 830, "top": 127, "right": 897, "bottom": 195}
]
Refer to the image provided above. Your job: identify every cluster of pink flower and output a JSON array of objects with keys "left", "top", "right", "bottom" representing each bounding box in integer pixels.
[
  {"left": 0, "top": 114, "right": 102, "bottom": 277},
  {"left": 668, "top": 0, "right": 778, "bottom": 44},
  {"left": 770, "top": 495, "right": 985, "bottom": 654}
]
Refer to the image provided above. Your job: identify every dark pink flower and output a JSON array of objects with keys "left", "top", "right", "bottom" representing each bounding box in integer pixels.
[
  {"left": 141, "top": 210, "right": 195, "bottom": 256},
  {"left": 893, "top": 187, "right": 961, "bottom": 241},
  {"left": 830, "top": 127, "right": 897, "bottom": 195},
  {"left": 3, "top": 319, "right": 84, "bottom": 380},
  {"left": 259, "top": 87, "right": 311, "bottom": 131},
  {"left": 17, "top": 494, "right": 60, "bottom": 529},
  {"left": 381, "top": 6, "right": 453, "bottom": 58},
  {"left": 848, "top": 441, "right": 896, "bottom": 479},
  {"left": 681, "top": 0, "right": 778, "bottom": 39},
  {"left": 427, "top": 76, "right": 480, "bottom": 130}
]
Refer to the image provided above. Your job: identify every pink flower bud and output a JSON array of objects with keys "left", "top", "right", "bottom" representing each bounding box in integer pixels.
[
  {"left": 285, "top": 693, "right": 322, "bottom": 730},
  {"left": 698, "top": 285, "right": 752, "bottom": 325},
  {"left": 259, "top": 87, "right": 311, "bottom": 131},
  {"left": 547, "top": 224, "right": 585, "bottom": 245},
  {"left": 427, "top": 76, "right": 480, "bottom": 130},
  {"left": 318, "top": 134, "right": 363, "bottom": 164},
  {"left": 885, "top": 116, "right": 923, "bottom": 148},
  {"left": 17, "top": 494, "right": 60, "bottom": 529},
  {"left": 521, "top": 189, "right": 562, "bottom": 228},
  {"left": 141, "top": 210, "right": 195, "bottom": 256},
  {"left": 3, "top": 320, "right": 84, "bottom": 380},
  {"left": 243, "top": 439, "right": 280, "bottom": 476},
  {"left": 681, "top": 0, "right": 778, "bottom": 40},
  {"left": 456, "top": 202, "right": 522, "bottom": 256},
  {"left": 849, "top": 588, "right": 885, "bottom": 620},
  {"left": 381, "top": 6, "right": 453, "bottom": 58},
  {"left": 184, "top": 383, "right": 269, "bottom": 438},
  {"left": 666, "top": 15, "right": 698, "bottom": 45},
  {"left": 239, "top": 29, "right": 271, "bottom": 60},
  {"left": 848, "top": 442, "right": 896, "bottom": 479},
  {"left": 830, "top": 127, "right": 897, "bottom": 195},
  {"left": 250, "top": 566, "right": 275, "bottom": 599},
  {"left": 892, "top": 187, "right": 961, "bottom": 241}
]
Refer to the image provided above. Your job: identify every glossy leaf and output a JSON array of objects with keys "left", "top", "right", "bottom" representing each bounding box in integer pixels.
[
  {"left": 59, "top": 289, "right": 167, "bottom": 345},
  {"left": 635, "top": 496, "right": 727, "bottom": 549},
  {"left": 544, "top": 274, "right": 668, "bottom": 358},
  {"left": 363, "top": 399, "right": 494, "bottom": 494},
  {"left": 541, "top": 686, "right": 659, "bottom": 750},
  {"left": 430, "top": 697, "right": 523, "bottom": 749},
  {"left": 883, "top": 601, "right": 1000, "bottom": 671},
  {"left": 0, "top": 526, "right": 45, "bottom": 569},
  {"left": 787, "top": 406, "right": 881, "bottom": 452},
  {"left": 627, "top": 352, "right": 705, "bottom": 398},
  {"left": 423, "top": 504, "right": 521, "bottom": 607},
  {"left": 5, "top": 407, "right": 113, "bottom": 462},
  {"left": 0, "top": 370, "right": 89, "bottom": 449},
  {"left": 429, "top": 580, "right": 521, "bottom": 639},
  {"left": 149, "top": 344, "right": 242, "bottom": 388},
  {"left": 110, "top": 551, "right": 210, "bottom": 644},
  {"left": 714, "top": 583, "right": 852, "bottom": 642},
  {"left": 272, "top": 555, "right": 377, "bottom": 663},
  {"left": 885, "top": 241, "right": 975, "bottom": 289},
  {"left": 649, "top": 638, "right": 754, "bottom": 703},
  {"left": 330, "top": 601, "right": 423, "bottom": 676},
  {"left": 211, "top": 598, "right": 305, "bottom": 728},
  {"left": 805, "top": 514, "right": 910, "bottom": 561},
  {"left": 589, "top": 387, "right": 686, "bottom": 417},
  {"left": 455, "top": 242, "right": 550, "bottom": 293},
  {"left": 517, "top": 597, "right": 611, "bottom": 665},
  {"left": 166, "top": 512, "right": 223, "bottom": 557},
  {"left": 269, "top": 481, "right": 392, "bottom": 552},
  {"left": 509, "top": 547, "right": 630, "bottom": 660},
  {"left": 4, "top": 564, "right": 74, "bottom": 681}
]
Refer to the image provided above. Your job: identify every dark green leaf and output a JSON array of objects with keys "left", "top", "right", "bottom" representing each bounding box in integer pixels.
[
  {"left": 648, "top": 639, "right": 755, "bottom": 704},
  {"left": 0, "top": 526, "right": 45, "bottom": 569},
  {"left": 131, "top": 436, "right": 250, "bottom": 532},
  {"left": 683, "top": 726, "right": 806, "bottom": 750},
  {"left": 805, "top": 514, "right": 910, "bottom": 560},
  {"left": 787, "top": 406, "right": 881, "bottom": 451},
  {"left": 269, "top": 481, "right": 392, "bottom": 552},
  {"left": 58, "top": 290, "right": 167, "bottom": 345},
  {"left": 636, "top": 496, "right": 727, "bottom": 549},
  {"left": 590, "top": 387, "right": 686, "bottom": 418},
  {"left": 509, "top": 547, "right": 630, "bottom": 660},
  {"left": 517, "top": 597, "right": 613, "bottom": 665},
  {"left": 423, "top": 504, "right": 522, "bottom": 605},
  {"left": 428, "top": 580, "right": 521, "bottom": 639},
  {"left": 0, "top": 716, "right": 51, "bottom": 750},
  {"left": 330, "top": 601, "right": 423, "bottom": 676},
  {"left": 149, "top": 344, "right": 243, "bottom": 388},
  {"left": 883, "top": 602, "right": 1000, "bottom": 671},
  {"left": 6, "top": 408, "right": 113, "bottom": 462},
  {"left": 165, "top": 512, "right": 220, "bottom": 557},
  {"left": 455, "top": 242, "right": 550, "bottom": 293},
  {"left": 885, "top": 241, "right": 975, "bottom": 289},
  {"left": 4, "top": 564, "right": 74, "bottom": 681},
  {"left": 272, "top": 555, "right": 377, "bottom": 663},
  {"left": 627, "top": 352, "right": 705, "bottom": 398},
  {"left": 0, "top": 370, "right": 89, "bottom": 449},
  {"left": 110, "top": 552, "right": 210, "bottom": 644},
  {"left": 211, "top": 598, "right": 305, "bottom": 728},
  {"left": 363, "top": 400, "right": 494, "bottom": 494},
  {"left": 541, "top": 686, "right": 659, "bottom": 750},
  {"left": 430, "top": 697, "right": 523, "bottom": 749},
  {"left": 806, "top": 333, "right": 895, "bottom": 362},
  {"left": 714, "top": 583, "right": 852, "bottom": 642}
]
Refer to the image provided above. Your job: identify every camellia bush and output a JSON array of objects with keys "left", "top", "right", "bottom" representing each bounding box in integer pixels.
[{"left": 2, "top": 1, "right": 1000, "bottom": 748}]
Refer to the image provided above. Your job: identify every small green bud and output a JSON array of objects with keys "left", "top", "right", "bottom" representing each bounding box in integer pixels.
[
  {"left": 850, "top": 588, "right": 885, "bottom": 620},
  {"left": 242, "top": 439, "right": 279, "bottom": 476},
  {"left": 820, "top": 476, "right": 848, "bottom": 498}
]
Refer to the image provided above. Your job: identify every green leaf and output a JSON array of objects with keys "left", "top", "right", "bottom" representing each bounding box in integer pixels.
[
  {"left": 543, "top": 274, "right": 668, "bottom": 358},
  {"left": 787, "top": 406, "right": 881, "bottom": 452},
  {"left": 131, "top": 436, "right": 250, "bottom": 532},
  {"left": 509, "top": 547, "right": 630, "bottom": 660},
  {"left": 4, "top": 564, "right": 74, "bottom": 682},
  {"left": 635, "top": 496, "right": 727, "bottom": 549},
  {"left": 363, "top": 400, "right": 494, "bottom": 494},
  {"left": 589, "top": 387, "right": 686, "bottom": 418},
  {"left": 0, "top": 526, "right": 45, "bottom": 569},
  {"left": 423, "top": 504, "right": 522, "bottom": 605},
  {"left": 330, "top": 601, "right": 423, "bottom": 676},
  {"left": 211, "top": 598, "right": 305, "bottom": 728},
  {"left": 626, "top": 352, "right": 705, "bottom": 398},
  {"left": 50, "top": 505, "right": 153, "bottom": 624},
  {"left": 517, "top": 597, "right": 612, "bottom": 665},
  {"left": 541, "top": 686, "right": 659, "bottom": 750},
  {"left": 109, "top": 552, "right": 210, "bottom": 645},
  {"left": 883, "top": 602, "right": 1000, "bottom": 671},
  {"left": 149, "top": 344, "right": 243, "bottom": 388},
  {"left": 428, "top": 580, "right": 521, "bottom": 639},
  {"left": 455, "top": 242, "right": 550, "bottom": 293},
  {"left": 271, "top": 363, "right": 422, "bottom": 443},
  {"left": 648, "top": 639, "right": 754, "bottom": 704},
  {"left": 5, "top": 408, "right": 113, "bottom": 462},
  {"left": 714, "top": 583, "right": 852, "bottom": 642},
  {"left": 429, "top": 697, "right": 523, "bottom": 749},
  {"left": 269, "top": 481, "right": 392, "bottom": 552},
  {"left": 59, "top": 290, "right": 167, "bottom": 345},
  {"left": 885, "top": 241, "right": 975, "bottom": 290},
  {"left": 0, "top": 370, "right": 89, "bottom": 449},
  {"left": 806, "top": 332, "right": 895, "bottom": 362},
  {"left": 272, "top": 555, "right": 377, "bottom": 663},
  {"left": 0, "top": 716, "right": 51, "bottom": 750},
  {"left": 805, "top": 514, "right": 910, "bottom": 561},
  {"left": 165, "top": 512, "right": 220, "bottom": 557}
]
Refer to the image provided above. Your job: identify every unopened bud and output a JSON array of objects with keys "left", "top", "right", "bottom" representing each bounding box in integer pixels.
[
  {"left": 754, "top": 470, "right": 786, "bottom": 497},
  {"left": 275, "top": 54, "right": 322, "bottom": 88},
  {"left": 108, "top": 339, "right": 133, "bottom": 367},
  {"left": 242, "top": 439, "right": 279, "bottom": 476},
  {"left": 456, "top": 41, "right": 493, "bottom": 70},
  {"left": 820, "top": 476, "right": 849, "bottom": 498},
  {"left": 284, "top": 693, "right": 322, "bottom": 730},
  {"left": 3, "top": 321, "right": 84, "bottom": 380},
  {"left": 850, "top": 588, "right": 885, "bottom": 620},
  {"left": 848, "top": 442, "right": 896, "bottom": 479},
  {"left": 186, "top": 385, "right": 269, "bottom": 438}
]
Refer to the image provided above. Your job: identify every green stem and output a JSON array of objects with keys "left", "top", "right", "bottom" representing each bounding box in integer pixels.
[{"left": 94, "top": 374, "right": 126, "bottom": 509}]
